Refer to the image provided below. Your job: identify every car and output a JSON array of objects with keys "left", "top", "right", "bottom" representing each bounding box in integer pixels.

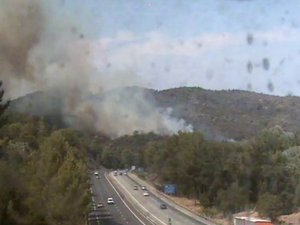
[
  {"left": 119, "top": 171, "right": 123, "bottom": 175},
  {"left": 97, "top": 202, "right": 103, "bottom": 208},
  {"left": 133, "top": 185, "right": 138, "bottom": 190},
  {"left": 107, "top": 197, "right": 114, "bottom": 204},
  {"left": 141, "top": 186, "right": 146, "bottom": 190},
  {"left": 124, "top": 172, "right": 127, "bottom": 175},
  {"left": 94, "top": 171, "right": 99, "bottom": 176},
  {"left": 160, "top": 203, "right": 167, "bottom": 209},
  {"left": 113, "top": 171, "right": 117, "bottom": 176},
  {"left": 143, "top": 191, "right": 149, "bottom": 196}
]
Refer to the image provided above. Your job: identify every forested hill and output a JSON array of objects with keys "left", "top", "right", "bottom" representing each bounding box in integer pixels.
[
  {"left": 9, "top": 87, "right": 300, "bottom": 140},
  {"left": 153, "top": 87, "right": 300, "bottom": 140}
]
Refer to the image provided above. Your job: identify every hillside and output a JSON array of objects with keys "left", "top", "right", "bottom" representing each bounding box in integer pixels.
[
  {"left": 9, "top": 87, "right": 300, "bottom": 140},
  {"left": 153, "top": 87, "right": 300, "bottom": 140}
]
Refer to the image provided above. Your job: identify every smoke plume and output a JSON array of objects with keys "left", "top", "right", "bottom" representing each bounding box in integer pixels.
[
  {"left": 1, "top": 0, "right": 193, "bottom": 137},
  {"left": 0, "top": 0, "right": 44, "bottom": 92}
]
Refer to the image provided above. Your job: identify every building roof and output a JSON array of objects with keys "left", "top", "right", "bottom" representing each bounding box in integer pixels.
[{"left": 235, "top": 216, "right": 272, "bottom": 222}]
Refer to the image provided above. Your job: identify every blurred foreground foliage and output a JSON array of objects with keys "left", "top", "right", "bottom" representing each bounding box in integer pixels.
[{"left": 0, "top": 113, "right": 90, "bottom": 225}]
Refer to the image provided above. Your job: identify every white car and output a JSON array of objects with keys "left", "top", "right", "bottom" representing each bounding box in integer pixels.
[
  {"left": 143, "top": 192, "right": 149, "bottom": 196},
  {"left": 107, "top": 197, "right": 114, "bottom": 204},
  {"left": 141, "top": 186, "right": 146, "bottom": 190}
]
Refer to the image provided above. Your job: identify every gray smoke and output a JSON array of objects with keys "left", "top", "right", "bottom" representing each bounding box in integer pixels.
[
  {"left": 1, "top": 0, "right": 193, "bottom": 137},
  {"left": 0, "top": 0, "right": 44, "bottom": 95}
]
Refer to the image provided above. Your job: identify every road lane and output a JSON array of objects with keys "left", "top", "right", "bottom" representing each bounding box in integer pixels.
[
  {"left": 111, "top": 172, "right": 209, "bottom": 225},
  {"left": 90, "top": 169, "right": 151, "bottom": 225}
]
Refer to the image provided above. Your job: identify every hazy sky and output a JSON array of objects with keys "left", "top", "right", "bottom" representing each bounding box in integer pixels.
[{"left": 54, "top": 0, "right": 300, "bottom": 96}]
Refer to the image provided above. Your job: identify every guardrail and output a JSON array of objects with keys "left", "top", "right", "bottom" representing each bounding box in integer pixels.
[{"left": 127, "top": 172, "right": 216, "bottom": 225}]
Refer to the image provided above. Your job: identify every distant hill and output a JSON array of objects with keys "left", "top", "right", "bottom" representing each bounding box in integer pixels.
[
  {"left": 8, "top": 90, "right": 68, "bottom": 128},
  {"left": 9, "top": 87, "right": 300, "bottom": 140},
  {"left": 153, "top": 87, "right": 300, "bottom": 140}
]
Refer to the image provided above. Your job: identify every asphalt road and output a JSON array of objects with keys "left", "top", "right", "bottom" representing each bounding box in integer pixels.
[
  {"left": 90, "top": 169, "right": 152, "bottom": 225},
  {"left": 111, "top": 173, "right": 207, "bottom": 225}
]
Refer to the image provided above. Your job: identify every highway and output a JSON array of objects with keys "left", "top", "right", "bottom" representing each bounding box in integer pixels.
[
  {"left": 89, "top": 169, "right": 152, "bottom": 225},
  {"left": 110, "top": 172, "right": 210, "bottom": 225}
]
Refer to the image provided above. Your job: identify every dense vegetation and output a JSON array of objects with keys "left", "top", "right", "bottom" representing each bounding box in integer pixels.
[
  {"left": 95, "top": 128, "right": 300, "bottom": 221},
  {"left": 0, "top": 83, "right": 90, "bottom": 225},
  {"left": 155, "top": 87, "right": 300, "bottom": 140},
  {"left": 4, "top": 81, "right": 300, "bottom": 223},
  {"left": 11, "top": 86, "right": 300, "bottom": 141}
]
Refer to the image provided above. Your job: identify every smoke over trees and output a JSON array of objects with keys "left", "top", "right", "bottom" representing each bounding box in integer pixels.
[{"left": 1, "top": 0, "right": 192, "bottom": 137}]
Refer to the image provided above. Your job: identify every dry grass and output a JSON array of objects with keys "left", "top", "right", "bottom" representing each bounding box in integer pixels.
[
  {"left": 165, "top": 195, "right": 233, "bottom": 225},
  {"left": 167, "top": 195, "right": 203, "bottom": 214},
  {"left": 279, "top": 212, "right": 300, "bottom": 225}
]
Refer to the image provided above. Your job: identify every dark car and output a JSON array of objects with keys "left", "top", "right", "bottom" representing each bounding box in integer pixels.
[{"left": 160, "top": 203, "right": 167, "bottom": 209}]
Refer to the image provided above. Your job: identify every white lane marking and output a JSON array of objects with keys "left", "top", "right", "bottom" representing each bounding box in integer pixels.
[
  {"left": 90, "top": 178, "right": 104, "bottom": 225},
  {"left": 108, "top": 173, "right": 167, "bottom": 225},
  {"left": 105, "top": 172, "right": 148, "bottom": 225},
  {"left": 91, "top": 195, "right": 96, "bottom": 210},
  {"left": 128, "top": 174, "right": 212, "bottom": 225}
]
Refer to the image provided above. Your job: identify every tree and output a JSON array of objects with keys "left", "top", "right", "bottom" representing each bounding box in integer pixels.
[
  {"left": 24, "top": 129, "right": 90, "bottom": 225},
  {"left": 217, "top": 182, "right": 249, "bottom": 213},
  {"left": 101, "top": 147, "right": 122, "bottom": 169},
  {"left": 0, "top": 161, "right": 25, "bottom": 225},
  {"left": 0, "top": 81, "right": 9, "bottom": 117},
  {"left": 256, "top": 193, "right": 283, "bottom": 221}
]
